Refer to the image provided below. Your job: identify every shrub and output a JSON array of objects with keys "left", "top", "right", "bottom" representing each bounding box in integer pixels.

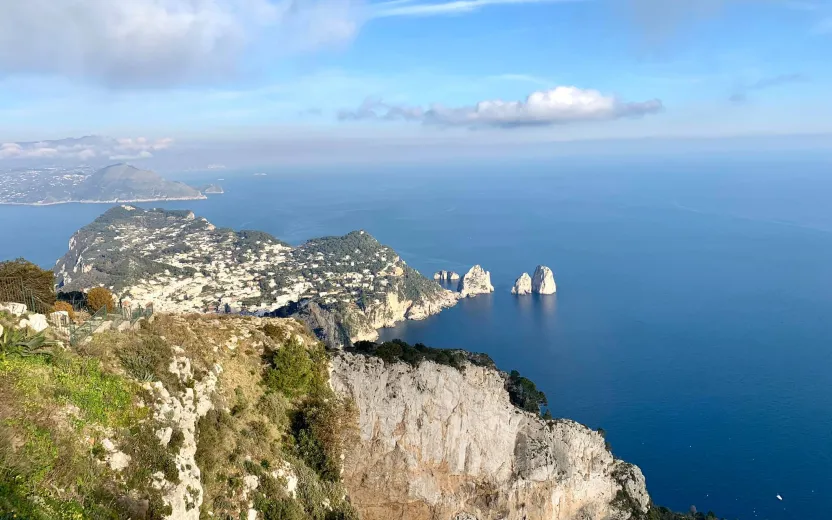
[
  {"left": 116, "top": 335, "right": 177, "bottom": 388},
  {"left": 290, "top": 396, "right": 358, "bottom": 482},
  {"left": 352, "top": 338, "right": 493, "bottom": 370},
  {"left": 262, "top": 323, "right": 288, "bottom": 341},
  {"left": 506, "top": 370, "right": 548, "bottom": 414},
  {"left": 0, "top": 328, "right": 57, "bottom": 359},
  {"left": 53, "top": 301, "right": 75, "bottom": 320},
  {"left": 0, "top": 258, "right": 56, "bottom": 307},
  {"left": 255, "top": 496, "right": 307, "bottom": 520},
  {"left": 87, "top": 287, "right": 115, "bottom": 313},
  {"left": 263, "top": 339, "right": 328, "bottom": 399}
]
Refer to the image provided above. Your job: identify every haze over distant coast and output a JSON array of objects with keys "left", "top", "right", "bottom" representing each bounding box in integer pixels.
[{"left": 0, "top": 163, "right": 210, "bottom": 205}]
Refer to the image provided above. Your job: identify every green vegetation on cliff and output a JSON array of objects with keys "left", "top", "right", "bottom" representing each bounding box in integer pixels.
[{"left": 0, "top": 312, "right": 359, "bottom": 520}]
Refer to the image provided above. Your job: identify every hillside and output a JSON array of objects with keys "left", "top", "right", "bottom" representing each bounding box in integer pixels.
[
  {"left": 72, "top": 164, "right": 204, "bottom": 202},
  {"left": 0, "top": 310, "right": 692, "bottom": 520},
  {"left": 0, "top": 163, "right": 205, "bottom": 205},
  {"left": 54, "top": 206, "right": 459, "bottom": 347}
]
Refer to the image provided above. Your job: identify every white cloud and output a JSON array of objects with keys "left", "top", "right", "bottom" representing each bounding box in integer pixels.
[
  {"left": 729, "top": 73, "right": 806, "bottom": 103},
  {"left": 0, "top": 136, "right": 175, "bottom": 161},
  {"left": 109, "top": 151, "right": 155, "bottom": 160},
  {"left": 371, "top": 0, "right": 581, "bottom": 17},
  {"left": 340, "top": 86, "right": 663, "bottom": 127},
  {"left": 0, "top": 0, "right": 362, "bottom": 88},
  {"left": 338, "top": 97, "right": 425, "bottom": 120}
]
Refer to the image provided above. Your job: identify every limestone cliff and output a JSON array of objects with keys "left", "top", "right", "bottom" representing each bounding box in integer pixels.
[
  {"left": 330, "top": 352, "right": 651, "bottom": 520},
  {"left": 458, "top": 265, "right": 495, "bottom": 297},
  {"left": 512, "top": 273, "right": 532, "bottom": 295},
  {"left": 532, "top": 265, "right": 557, "bottom": 295},
  {"left": 0, "top": 310, "right": 697, "bottom": 520}
]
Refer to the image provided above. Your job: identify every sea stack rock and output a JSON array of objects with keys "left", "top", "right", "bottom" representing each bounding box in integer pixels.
[
  {"left": 434, "top": 270, "right": 461, "bottom": 282},
  {"left": 458, "top": 265, "right": 494, "bottom": 297},
  {"left": 511, "top": 273, "right": 532, "bottom": 295},
  {"left": 532, "top": 265, "right": 557, "bottom": 295}
]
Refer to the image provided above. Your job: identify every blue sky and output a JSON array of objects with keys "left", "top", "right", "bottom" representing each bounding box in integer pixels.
[{"left": 1, "top": 0, "right": 831, "bottom": 164}]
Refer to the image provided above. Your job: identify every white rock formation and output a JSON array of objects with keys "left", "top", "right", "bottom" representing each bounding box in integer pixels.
[
  {"left": 101, "top": 437, "right": 132, "bottom": 471},
  {"left": 19, "top": 313, "right": 49, "bottom": 332},
  {"left": 511, "top": 273, "right": 532, "bottom": 295},
  {"left": 0, "top": 302, "right": 27, "bottom": 316},
  {"left": 434, "top": 271, "right": 461, "bottom": 282},
  {"left": 145, "top": 350, "right": 220, "bottom": 519},
  {"left": 532, "top": 265, "right": 557, "bottom": 295},
  {"left": 331, "top": 353, "right": 650, "bottom": 520},
  {"left": 457, "top": 265, "right": 494, "bottom": 297}
]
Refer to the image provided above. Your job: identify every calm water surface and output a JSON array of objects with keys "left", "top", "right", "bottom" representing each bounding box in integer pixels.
[{"left": 2, "top": 156, "right": 831, "bottom": 520}]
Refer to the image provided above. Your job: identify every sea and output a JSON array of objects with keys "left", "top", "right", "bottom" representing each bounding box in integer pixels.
[{"left": 2, "top": 154, "right": 831, "bottom": 520}]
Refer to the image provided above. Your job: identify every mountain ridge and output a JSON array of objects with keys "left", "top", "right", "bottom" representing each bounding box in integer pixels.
[{"left": 0, "top": 163, "right": 206, "bottom": 205}]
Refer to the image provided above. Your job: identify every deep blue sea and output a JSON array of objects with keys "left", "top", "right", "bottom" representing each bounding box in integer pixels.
[{"left": 2, "top": 155, "right": 831, "bottom": 520}]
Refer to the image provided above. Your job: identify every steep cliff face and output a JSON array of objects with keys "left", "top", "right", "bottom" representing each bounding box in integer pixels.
[
  {"left": 532, "top": 266, "right": 557, "bottom": 295},
  {"left": 458, "top": 265, "right": 495, "bottom": 298},
  {"left": 330, "top": 353, "right": 650, "bottom": 520},
  {"left": 512, "top": 273, "right": 532, "bottom": 295}
]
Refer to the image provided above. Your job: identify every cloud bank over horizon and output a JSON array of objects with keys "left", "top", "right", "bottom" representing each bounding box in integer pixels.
[
  {"left": 0, "top": 136, "right": 174, "bottom": 161},
  {"left": 339, "top": 87, "right": 664, "bottom": 127}
]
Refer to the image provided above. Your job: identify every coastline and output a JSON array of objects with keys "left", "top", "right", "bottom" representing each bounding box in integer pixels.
[{"left": 0, "top": 195, "right": 208, "bottom": 206}]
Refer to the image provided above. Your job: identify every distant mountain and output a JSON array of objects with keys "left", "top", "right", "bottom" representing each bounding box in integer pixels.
[
  {"left": 73, "top": 163, "right": 204, "bottom": 202},
  {"left": 200, "top": 183, "right": 224, "bottom": 194},
  {"left": 0, "top": 163, "right": 206, "bottom": 205}
]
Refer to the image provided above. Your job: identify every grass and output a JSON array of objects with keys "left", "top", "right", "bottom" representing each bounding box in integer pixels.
[
  {"left": 0, "top": 322, "right": 167, "bottom": 519},
  {"left": 2, "top": 313, "right": 360, "bottom": 520}
]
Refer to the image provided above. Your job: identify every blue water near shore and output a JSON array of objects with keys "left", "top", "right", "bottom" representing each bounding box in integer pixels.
[{"left": 2, "top": 155, "right": 831, "bottom": 520}]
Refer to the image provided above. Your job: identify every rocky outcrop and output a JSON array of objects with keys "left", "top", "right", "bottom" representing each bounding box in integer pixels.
[
  {"left": 434, "top": 270, "right": 461, "bottom": 282},
  {"left": 145, "top": 350, "right": 220, "bottom": 519},
  {"left": 271, "top": 299, "right": 363, "bottom": 349},
  {"left": 511, "top": 273, "right": 532, "bottom": 295},
  {"left": 0, "top": 302, "right": 27, "bottom": 316},
  {"left": 19, "top": 313, "right": 49, "bottom": 332},
  {"left": 532, "top": 265, "right": 557, "bottom": 295},
  {"left": 331, "top": 353, "right": 650, "bottom": 520},
  {"left": 457, "top": 265, "right": 494, "bottom": 297}
]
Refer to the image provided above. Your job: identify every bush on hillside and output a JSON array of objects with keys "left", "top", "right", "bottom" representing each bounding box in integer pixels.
[
  {"left": 506, "top": 370, "right": 548, "bottom": 414},
  {"left": 0, "top": 258, "right": 56, "bottom": 307},
  {"left": 291, "top": 396, "right": 358, "bottom": 483},
  {"left": 53, "top": 301, "right": 75, "bottom": 320},
  {"left": 263, "top": 338, "right": 328, "bottom": 399},
  {"left": 87, "top": 287, "right": 115, "bottom": 313},
  {"left": 352, "top": 339, "right": 495, "bottom": 370}
]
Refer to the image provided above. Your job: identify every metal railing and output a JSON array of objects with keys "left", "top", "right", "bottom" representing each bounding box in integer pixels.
[
  {"left": 0, "top": 277, "right": 54, "bottom": 315},
  {"left": 68, "top": 301, "right": 154, "bottom": 346},
  {"left": 0, "top": 277, "right": 155, "bottom": 346},
  {"left": 69, "top": 305, "right": 109, "bottom": 346}
]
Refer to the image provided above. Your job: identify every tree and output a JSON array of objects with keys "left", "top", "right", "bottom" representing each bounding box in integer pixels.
[
  {"left": 0, "top": 258, "right": 56, "bottom": 307},
  {"left": 87, "top": 287, "right": 115, "bottom": 313}
]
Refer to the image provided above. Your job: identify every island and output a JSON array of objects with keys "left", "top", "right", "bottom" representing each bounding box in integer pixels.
[
  {"left": 433, "top": 270, "right": 460, "bottom": 282},
  {"left": 458, "top": 265, "right": 495, "bottom": 297},
  {"left": 513, "top": 265, "right": 557, "bottom": 295},
  {"left": 54, "top": 206, "right": 459, "bottom": 348},
  {"left": 0, "top": 163, "right": 206, "bottom": 205},
  {"left": 200, "top": 184, "right": 224, "bottom": 194}
]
